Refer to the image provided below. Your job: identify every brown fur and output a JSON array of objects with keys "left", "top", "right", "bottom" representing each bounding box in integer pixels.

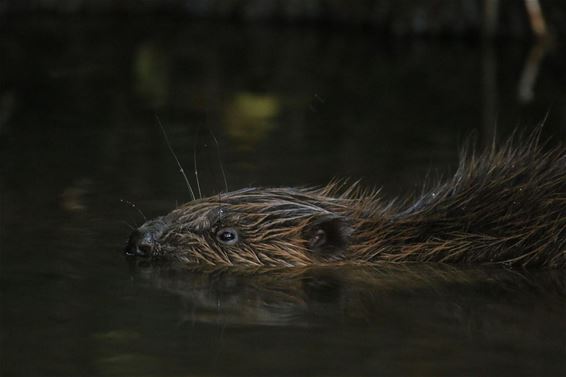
[{"left": 126, "top": 133, "right": 565, "bottom": 268}]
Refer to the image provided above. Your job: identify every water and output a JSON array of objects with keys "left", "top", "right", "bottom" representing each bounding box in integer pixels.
[{"left": 1, "top": 16, "right": 565, "bottom": 376}]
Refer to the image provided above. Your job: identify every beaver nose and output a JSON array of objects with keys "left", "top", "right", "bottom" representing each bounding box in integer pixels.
[
  {"left": 124, "top": 218, "right": 166, "bottom": 258},
  {"left": 125, "top": 229, "right": 157, "bottom": 257}
]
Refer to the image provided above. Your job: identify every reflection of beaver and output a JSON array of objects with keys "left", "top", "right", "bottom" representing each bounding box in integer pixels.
[
  {"left": 125, "top": 133, "right": 565, "bottom": 268},
  {"left": 130, "top": 264, "right": 566, "bottom": 327}
]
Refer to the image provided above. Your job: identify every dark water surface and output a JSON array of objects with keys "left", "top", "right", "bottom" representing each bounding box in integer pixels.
[{"left": 1, "top": 16, "right": 566, "bottom": 376}]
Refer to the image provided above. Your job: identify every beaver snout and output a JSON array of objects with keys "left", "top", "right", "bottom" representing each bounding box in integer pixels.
[{"left": 124, "top": 217, "right": 166, "bottom": 258}]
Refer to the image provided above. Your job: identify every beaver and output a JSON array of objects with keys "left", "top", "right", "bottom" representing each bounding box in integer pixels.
[{"left": 125, "top": 132, "right": 565, "bottom": 268}]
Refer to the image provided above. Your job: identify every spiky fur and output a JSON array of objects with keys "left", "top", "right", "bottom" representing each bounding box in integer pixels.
[{"left": 149, "top": 134, "right": 565, "bottom": 268}]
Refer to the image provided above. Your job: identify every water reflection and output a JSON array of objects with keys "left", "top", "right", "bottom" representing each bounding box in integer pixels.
[
  {"left": 114, "top": 262, "right": 566, "bottom": 375},
  {"left": 130, "top": 262, "right": 566, "bottom": 328}
]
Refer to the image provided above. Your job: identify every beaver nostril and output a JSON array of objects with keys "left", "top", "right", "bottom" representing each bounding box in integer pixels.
[
  {"left": 137, "top": 240, "right": 154, "bottom": 257},
  {"left": 124, "top": 218, "right": 166, "bottom": 258},
  {"left": 124, "top": 230, "right": 154, "bottom": 258}
]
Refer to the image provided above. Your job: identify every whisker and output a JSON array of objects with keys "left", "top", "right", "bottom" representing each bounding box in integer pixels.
[
  {"left": 122, "top": 220, "right": 135, "bottom": 231},
  {"left": 155, "top": 114, "right": 196, "bottom": 201},
  {"left": 194, "top": 125, "right": 203, "bottom": 199},
  {"left": 119, "top": 198, "right": 147, "bottom": 221},
  {"left": 209, "top": 129, "right": 229, "bottom": 193}
]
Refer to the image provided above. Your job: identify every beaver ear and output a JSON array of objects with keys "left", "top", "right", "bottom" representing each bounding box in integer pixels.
[{"left": 305, "top": 215, "right": 352, "bottom": 255}]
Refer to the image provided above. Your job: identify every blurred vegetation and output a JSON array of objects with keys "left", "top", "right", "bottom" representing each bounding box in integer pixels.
[
  {"left": 3, "top": 0, "right": 566, "bottom": 37},
  {"left": 2, "top": 17, "right": 565, "bottom": 205},
  {"left": 223, "top": 93, "right": 279, "bottom": 150}
]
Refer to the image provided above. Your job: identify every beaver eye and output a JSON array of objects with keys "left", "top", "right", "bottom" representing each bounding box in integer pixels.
[{"left": 216, "top": 227, "right": 239, "bottom": 245}]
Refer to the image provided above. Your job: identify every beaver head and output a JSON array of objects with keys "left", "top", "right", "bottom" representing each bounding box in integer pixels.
[{"left": 124, "top": 185, "right": 377, "bottom": 267}]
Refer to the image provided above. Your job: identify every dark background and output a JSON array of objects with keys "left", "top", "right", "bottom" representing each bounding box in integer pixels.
[{"left": 1, "top": 1, "right": 566, "bottom": 376}]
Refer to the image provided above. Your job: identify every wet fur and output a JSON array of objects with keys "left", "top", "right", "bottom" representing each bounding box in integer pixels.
[{"left": 140, "top": 132, "right": 565, "bottom": 268}]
